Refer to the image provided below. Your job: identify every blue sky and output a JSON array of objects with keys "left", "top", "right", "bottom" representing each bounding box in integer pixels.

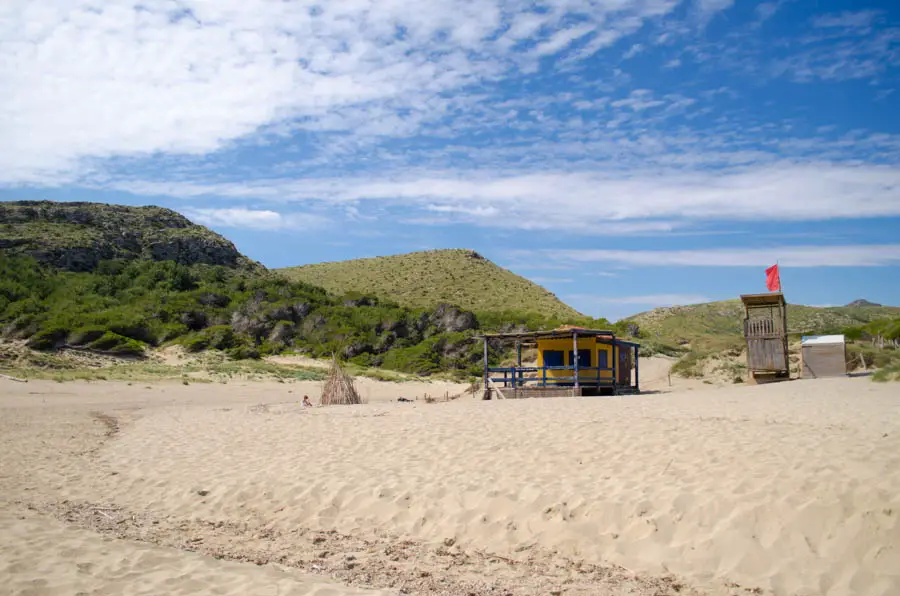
[{"left": 1, "top": 0, "right": 899, "bottom": 320}]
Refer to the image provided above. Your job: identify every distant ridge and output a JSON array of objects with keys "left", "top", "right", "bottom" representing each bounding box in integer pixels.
[
  {"left": 846, "top": 299, "right": 882, "bottom": 308},
  {"left": 278, "top": 249, "right": 582, "bottom": 318},
  {"left": 626, "top": 299, "right": 900, "bottom": 344}
]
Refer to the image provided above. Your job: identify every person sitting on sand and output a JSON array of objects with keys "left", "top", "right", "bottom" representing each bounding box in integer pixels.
[{"left": 302, "top": 395, "right": 313, "bottom": 407}]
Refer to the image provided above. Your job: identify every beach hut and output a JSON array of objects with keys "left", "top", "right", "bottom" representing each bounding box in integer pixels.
[
  {"left": 740, "top": 292, "right": 789, "bottom": 381},
  {"left": 801, "top": 335, "right": 847, "bottom": 379},
  {"left": 476, "top": 328, "right": 639, "bottom": 398}
]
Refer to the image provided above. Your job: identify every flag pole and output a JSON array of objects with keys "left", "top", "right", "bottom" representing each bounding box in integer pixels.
[{"left": 777, "top": 259, "right": 783, "bottom": 295}]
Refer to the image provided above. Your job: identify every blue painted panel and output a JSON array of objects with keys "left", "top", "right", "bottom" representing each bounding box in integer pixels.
[{"left": 543, "top": 350, "right": 564, "bottom": 367}]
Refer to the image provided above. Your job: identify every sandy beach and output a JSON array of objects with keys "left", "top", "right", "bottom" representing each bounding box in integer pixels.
[{"left": 1, "top": 374, "right": 898, "bottom": 595}]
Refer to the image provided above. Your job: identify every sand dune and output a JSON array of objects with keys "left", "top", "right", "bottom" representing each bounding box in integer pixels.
[{"left": 2, "top": 376, "right": 899, "bottom": 595}]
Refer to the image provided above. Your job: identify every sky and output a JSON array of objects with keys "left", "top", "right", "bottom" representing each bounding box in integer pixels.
[{"left": 1, "top": 0, "right": 899, "bottom": 321}]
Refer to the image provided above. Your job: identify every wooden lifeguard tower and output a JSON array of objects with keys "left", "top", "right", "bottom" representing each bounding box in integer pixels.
[
  {"left": 740, "top": 292, "right": 789, "bottom": 382},
  {"left": 476, "top": 328, "right": 640, "bottom": 399}
]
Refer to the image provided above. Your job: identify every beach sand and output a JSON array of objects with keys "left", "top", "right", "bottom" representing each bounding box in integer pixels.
[{"left": 1, "top": 375, "right": 898, "bottom": 595}]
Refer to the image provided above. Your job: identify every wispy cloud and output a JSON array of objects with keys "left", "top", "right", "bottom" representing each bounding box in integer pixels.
[
  {"left": 694, "top": 0, "right": 734, "bottom": 21},
  {"left": 529, "top": 245, "right": 900, "bottom": 268},
  {"left": 111, "top": 161, "right": 900, "bottom": 233},
  {"left": 754, "top": 2, "right": 781, "bottom": 25},
  {"left": 812, "top": 10, "right": 882, "bottom": 30},
  {"left": 181, "top": 207, "right": 328, "bottom": 231}
]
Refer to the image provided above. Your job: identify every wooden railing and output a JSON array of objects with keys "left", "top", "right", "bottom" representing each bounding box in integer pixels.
[
  {"left": 488, "top": 366, "right": 618, "bottom": 387},
  {"left": 744, "top": 318, "right": 784, "bottom": 338}
]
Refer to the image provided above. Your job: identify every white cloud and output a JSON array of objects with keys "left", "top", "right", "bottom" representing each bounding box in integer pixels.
[
  {"left": 534, "top": 24, "right": 596, "bottom": 56},
  {"left": 536, "top": 244, "right": 900, "bottom": 267},
  {"left": 812, "top": 10, "right": 881, "bottom": 30},
  {"left": 610, "top": 89, "right": 666, "bottom": 111},
  {"left": 622, "top": 43, "right": 644, "bottom": 59},
  {"left": 0, "top": 0, "right": 686, "bottom": 183},
  {"left": 425, "top": 204, "right": 500, "bottom": 217},
  {"left": 181, "top": 207, "right": 327, "bottom": 230},
  {"left": 109, "top": 161, "right": 900, "bottom": 233},
  {"left": 754, "top": 3, "right": 781, "bottom": 24},
  {"left": 694, "top": 0, "right": 734, "bottom": 20}
]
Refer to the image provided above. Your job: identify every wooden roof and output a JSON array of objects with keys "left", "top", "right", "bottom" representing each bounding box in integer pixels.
[
  {"left": 740, "top": 292, "right": 786, "bottom": 307},
  {"left": 476, "top": 328, "right": 640, "bottom": 346}
]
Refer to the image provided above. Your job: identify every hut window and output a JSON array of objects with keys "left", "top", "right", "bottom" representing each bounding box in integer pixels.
[
  {"left": 598, "top": 350, "right": 609, "bottom": 370},
  {"left": 568, "top": 349, "right": 592, "bottom": 368},
  {"left": 543, "top": 350, "right": 564, "bottom": 367}
]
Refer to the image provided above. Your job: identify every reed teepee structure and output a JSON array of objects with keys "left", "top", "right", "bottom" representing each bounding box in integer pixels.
[{"left": 320, "top": 354, "right": 362, "bottom": 406}]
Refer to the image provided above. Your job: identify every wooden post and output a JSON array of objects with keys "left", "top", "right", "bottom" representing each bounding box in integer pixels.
[
  {"left": 483, "top": 337, "right": 489, "bottom": 394},
  {"left": 635, "top": 345, "right": 640, "bottom": 393},
  {"left": 516, "top": 340, "right": 522, "bottom": 388},
  {"left": 572, "top": 331, "right": 580, "bottom": 391},
  {"left": 612, "top": 337, "right": 618, "bottom": 393}
]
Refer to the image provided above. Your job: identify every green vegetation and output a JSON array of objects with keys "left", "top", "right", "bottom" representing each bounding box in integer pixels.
[
  {"left": 0, "top": 252, "right": 509, "bottom": 376},
  {"left": 278, "top": 249, "right": 582, "bottom": 319},
  {"left": 669, "top": 350, "right": 708, "bottom": 378},
  {"left": 873, "top": 364, "right": 900, "bottom": 382},
  {"left": 843, "top": 318, "right": 900, "bottom": 380},
  {"left": 0, "top": 351, "right": 326, "bottom": 383}
]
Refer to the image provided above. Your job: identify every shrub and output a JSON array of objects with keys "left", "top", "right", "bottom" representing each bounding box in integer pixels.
[
  {"left": 68, "top": 326, "right": 108, "bottom": 345},
  {"left": 25, "top": 327, "right": 69, "bottom": 350},
  {"left": 87, "top": 332, "right": 146, "bottom": 356},
  {"left": 873, "top": 363, "right": 900, "bottom": 382},
  {"left": 226, "top": 344, "right": 261, "bottom": 360},
  {"left": 671, "top": 350, "right": 709, "bottom": 378}
]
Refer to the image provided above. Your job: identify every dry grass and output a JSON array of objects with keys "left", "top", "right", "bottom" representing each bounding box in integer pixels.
[{"left": 278, "top": 248, "right": 582, "bottom": 318}]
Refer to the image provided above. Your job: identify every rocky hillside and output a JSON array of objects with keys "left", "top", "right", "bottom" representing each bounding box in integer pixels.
[
  {"left": 0, "top": 201, "right": 256, "bottom": 271},
  {"left": 278, "top": 249, "right": 582, "bottom": 319}
]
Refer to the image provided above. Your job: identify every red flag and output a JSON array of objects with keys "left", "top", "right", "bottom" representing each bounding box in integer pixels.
[{"left": 765, "top": 264, "right": 781, "bottom": 292}]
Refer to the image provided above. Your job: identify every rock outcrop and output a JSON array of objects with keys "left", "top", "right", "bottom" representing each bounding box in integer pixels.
[
  {"left": 0, "top": 200, "right": 259, "bottom": 271},
  {"left": 846, "top": 299, "right": 882, "bottom": 308}
]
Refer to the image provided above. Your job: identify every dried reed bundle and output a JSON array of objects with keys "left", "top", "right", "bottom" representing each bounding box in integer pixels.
[{"left": 320, "top": 354, "right": 361, "bottom": 406}]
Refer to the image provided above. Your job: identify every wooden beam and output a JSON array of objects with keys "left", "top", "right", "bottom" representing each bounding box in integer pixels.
[
  {"left": 635, "top": 345, "right": 640, "bottom": 393},
  {"left": 483, "top": 337, "right": 489, "bottom": 393},
  {"left": 612, "top": 337, "right": 618, "bottom": 392},
  {"left": 516, "top": 340, "right": 522, "bottom": 388},
  {"left": 573, "top": 330, "right": 580, "bottom": 390}
]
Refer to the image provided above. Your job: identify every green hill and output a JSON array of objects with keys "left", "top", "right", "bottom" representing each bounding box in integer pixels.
[
  {"left": 627, "top": 299, "right": 900, "bottom": 344},
  {"left": 278, "top": 249, "right": 583, "bottom": 319}
]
